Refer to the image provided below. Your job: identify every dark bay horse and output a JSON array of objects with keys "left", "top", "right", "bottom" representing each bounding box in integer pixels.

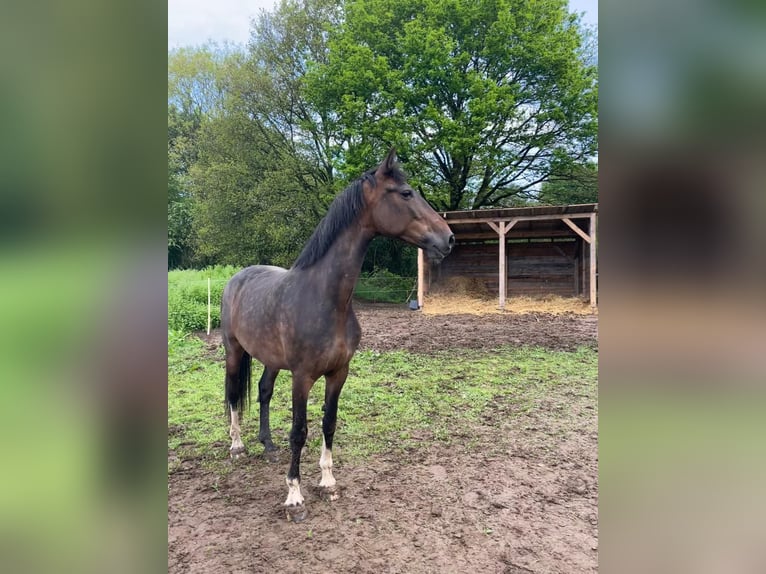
[{"left": 220, "top": 149, "right": 453, "bottom": 521}]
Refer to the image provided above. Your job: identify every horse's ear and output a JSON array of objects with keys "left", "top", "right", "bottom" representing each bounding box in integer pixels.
[{"left": 382, "top": 147, "right": 397, "bottom": 173}]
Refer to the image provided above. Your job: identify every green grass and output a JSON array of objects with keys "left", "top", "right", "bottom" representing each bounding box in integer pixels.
[
  {"left": 168, "top": 331, "right": 597, "bottom": 471},
  {"left": 168, "top": 265, "right": 239, "bottom": 332}
]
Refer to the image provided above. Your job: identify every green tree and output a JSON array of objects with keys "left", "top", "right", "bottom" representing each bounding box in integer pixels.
[
  {"left": 308, "top": 0, "right": 598, "bottom": 210},
  {"left": 187, "top": 51, "right": 321, "bottom": 267},
  {"left": 168, "top": 45, "right": 232, "bottom": 268},
  {"left": 168, "top": 0, "right": 598, "bottom": 273},
  {"left": 538, "top": 160, "right": 598, "bottom": 205},
  {"left": 248, "top": 0, "right": 344, "bottom": 205},
  {"left": 167, "top": 134, "right": 194, "bottom": 268},
  {"left": 168, "top": 44, "right": 233, "bottom": 119}
]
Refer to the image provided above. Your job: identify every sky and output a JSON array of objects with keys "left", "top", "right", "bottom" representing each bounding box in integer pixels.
[{"left": 168, "top": 0, "right": 598, "bottom": 49}]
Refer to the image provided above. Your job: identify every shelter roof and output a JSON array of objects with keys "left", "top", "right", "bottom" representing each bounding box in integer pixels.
[
  {"left": 440, "top": 203, "right": 598, "bottom": 241},
  {"left": 441, "top": 203, "right": 597, "bottom": 222}
]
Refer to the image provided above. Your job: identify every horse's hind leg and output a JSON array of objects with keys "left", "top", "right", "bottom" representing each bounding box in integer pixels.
[
  {"left": 318, "top": 365, "right": 348, "bottom": 501},
  {"left": 257, "top": 366, "right": 279, "bottom": 460},
  {"left": 224, "top": 338, "right": 251, "bottom": 459},
  {"left": 229, "top": 405, "right": 246, "bottom": 459}
]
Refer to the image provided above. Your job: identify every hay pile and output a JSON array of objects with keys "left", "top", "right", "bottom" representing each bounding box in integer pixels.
[
  {"left": 423, "top": 293, "right": 595, "bottom": 315},
  {"left": 429, "top": 276, "right": 490, "bottom": 297},
  {"left": 424, "top": 277, "right": 595, "bottom": 315}
]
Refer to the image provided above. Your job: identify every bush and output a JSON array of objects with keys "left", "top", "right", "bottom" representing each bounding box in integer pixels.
[
  {"left": 168, "top": 265, "right": 237, "bottom": 332},
  {"left": 354, "top": 268, "right": 416, "bottom": 304}
]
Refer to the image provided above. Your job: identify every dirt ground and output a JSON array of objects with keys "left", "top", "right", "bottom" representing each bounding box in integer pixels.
[
  {"left": 355, "top": 302, "right": 597, "bottom": 354},
  {"left": 169, "top": 303, "right": 598, "bottom": 573}
]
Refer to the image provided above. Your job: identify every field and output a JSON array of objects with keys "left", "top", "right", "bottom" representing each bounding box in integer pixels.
[{"left": 168, "top": 303, "right": 598, "bottom": 573}]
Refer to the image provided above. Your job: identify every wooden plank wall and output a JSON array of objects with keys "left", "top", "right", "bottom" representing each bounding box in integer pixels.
[{"left": 436, "top": 239, "right": 589, "bottom": 298}]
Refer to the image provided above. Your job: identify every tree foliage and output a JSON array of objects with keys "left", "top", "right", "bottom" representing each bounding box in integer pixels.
[
  {"left": 167, "top": 0, "right": 597, "bottom": 270},
  {"left": 187, "top": 50, "right": 322, "bottom": 267},
  {"left": 249, "top": 0, "right": 343, "bottom": 194},
  {"left": 538, "top": 161, "right": 598, "bottom": 205},
  {"left": 308, "top": 0, "right": 597, "bottom": 210}
]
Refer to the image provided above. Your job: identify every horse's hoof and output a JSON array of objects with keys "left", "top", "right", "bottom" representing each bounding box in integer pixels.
[
  {"left": 285, "top": 503, "right": 308, "bottom": 523},
  {"left": 229, "top": 446, "right": 247, "bottom": 459},
  {"left": 319, "top": 486, "right": 340, "bottom": 502},
  {"left": 263, "top": 448, "right": 279, "bottom": 463}
]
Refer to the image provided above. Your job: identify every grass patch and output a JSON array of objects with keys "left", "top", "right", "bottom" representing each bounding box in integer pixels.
[
  {"left": 169, "top": 332, "right": 597, "bottom": 471},
  {"left": 168, "top": 265, "right": 239, "bottom": 332}
]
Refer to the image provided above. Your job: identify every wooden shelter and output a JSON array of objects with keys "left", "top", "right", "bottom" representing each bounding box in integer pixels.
[{"left": 417, "top": 203, "right": 598, "bottom": 309}]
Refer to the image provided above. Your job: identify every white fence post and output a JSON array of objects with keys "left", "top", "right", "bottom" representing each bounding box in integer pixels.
[{"left": 207, "top": 277, "right": 211, "bottom": 335}]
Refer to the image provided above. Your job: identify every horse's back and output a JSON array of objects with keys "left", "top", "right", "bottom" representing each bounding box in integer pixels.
[
  {"left": 224, "top": 265, "right": 287, "bottom": 296},
  {"left": 221, "top": 265, "right": 288, "bottom": 347}
]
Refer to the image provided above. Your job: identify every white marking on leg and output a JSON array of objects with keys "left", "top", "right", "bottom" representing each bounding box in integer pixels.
[
  {"left": 284, "top": 477, "right": 304, "bottom": 506},
  {"left": 319, "top": 436, "right": 336, "bottom": 489},
  {"left": 229, "top": 406, "right": 245, "bottom": 452}
]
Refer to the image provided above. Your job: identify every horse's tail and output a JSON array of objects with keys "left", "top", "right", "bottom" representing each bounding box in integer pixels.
[
  {"left": 240, "top": 351, "right": 253, "bottom": 411},
  {"left": 228, "top": 350, "right": 252, "bottom": 415}
]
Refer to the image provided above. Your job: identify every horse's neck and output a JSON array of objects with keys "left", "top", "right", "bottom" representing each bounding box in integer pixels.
[{"left": 309, "top": 222, "right": 373, "bottom": 312}]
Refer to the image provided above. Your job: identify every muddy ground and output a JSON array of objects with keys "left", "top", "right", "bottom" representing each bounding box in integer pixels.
[{"left": 169, "top": 303, "right": 598, "bottom": 573}]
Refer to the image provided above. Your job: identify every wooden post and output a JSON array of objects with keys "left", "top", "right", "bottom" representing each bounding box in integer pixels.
[
  {"left": 574, "top": 256, "right": 579, "bottom": 296},
  {"left": 487, "top": 220, "right": 517, "bottom": 310},
  {"left": 417, "top": 248, "right": 425, "bottom": 309},
  {"left": 207, "top": 277, "right": 211, "bottom": 335},
  {"left": 486, "top": 220, "right": 518, "bottom": 310},
  {"left": 498, "top": 222, "right": 507, "bottom": 310},
  {"left": 589, "top": 213, "right": 597, "bottom": 307}
]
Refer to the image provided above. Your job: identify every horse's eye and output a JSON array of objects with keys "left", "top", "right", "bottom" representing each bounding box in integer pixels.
[{"left": 400, "top": 190, "right": 413, "bottom": 199}]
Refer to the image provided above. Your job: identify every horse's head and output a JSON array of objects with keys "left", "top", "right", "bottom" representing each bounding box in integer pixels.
[{"left": 363, "top": 149, "right": 454, "bottom": 262}]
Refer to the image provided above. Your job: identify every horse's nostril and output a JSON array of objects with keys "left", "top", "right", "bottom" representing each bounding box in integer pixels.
[{"left": 447, "top": 234, "right": 455, "bottom": 249}]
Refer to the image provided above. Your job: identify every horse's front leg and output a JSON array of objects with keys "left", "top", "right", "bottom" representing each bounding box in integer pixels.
[
  {"left": 319, "top": 364, "right": 348, "bottom": 501},
  {"left": 284, "top": 373, "right": 312, "bottom": 522}
]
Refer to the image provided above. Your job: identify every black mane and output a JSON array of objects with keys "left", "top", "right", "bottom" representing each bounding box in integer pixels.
[
  {"left": 291, "top": 173, "right": 372, "bottom": 269},
  {"left": 292, "top": 164, "right": 407, "bottom": 270},
  {"left": 291, "top": 164, "right": 407, "bottom": 269}
]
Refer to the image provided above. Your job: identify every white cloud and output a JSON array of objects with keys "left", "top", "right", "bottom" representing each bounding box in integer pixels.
[{"left": 168, "top": 0, "right": 277, "bottom": 49}]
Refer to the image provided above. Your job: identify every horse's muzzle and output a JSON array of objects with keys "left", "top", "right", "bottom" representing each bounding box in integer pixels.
[{"left": 424, "top": 233, "right": 454, "bottom": 262}]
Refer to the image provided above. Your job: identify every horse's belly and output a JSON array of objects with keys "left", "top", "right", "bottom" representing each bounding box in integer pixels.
[
  {"left": 242, "top": 310, "right": 361, "bottom": 377},
  {"left": 283, "top": 328, "right": 358, "bottom": 377},
  {"left": 238, "top": 327, "right": 290, "bottom": 370}
]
